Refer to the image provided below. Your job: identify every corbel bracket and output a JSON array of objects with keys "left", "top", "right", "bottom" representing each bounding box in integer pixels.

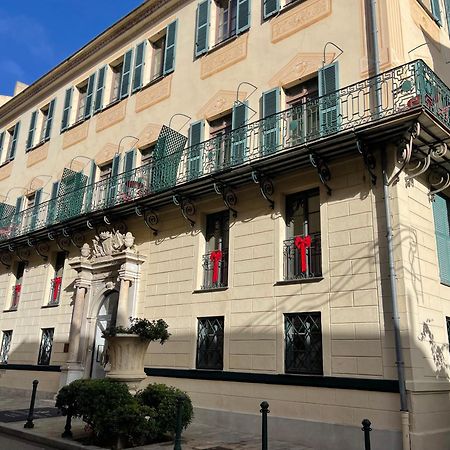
[
  {"left": 252, "top": 170, "right": 275, "bottom": 209},
  {"left": 428, "top": 165, "right": 450, "bottom": 201},
  {"left": 309, "top": 151, "right": 332, "bottom": 196},
  {"left": 144, "top": 209, "right": 159, "bottom": 236},
  {"left": 388, "top": 122, "right": 420, "bottom": 186},
  {"left": 356, "top": 138, "right": 377, "bottom": 185},
  {"left": 0, "top": 252, "right": 12, "bottom": 269},
  {"left": 28, "top": 239, "right": 49, "bottom": 261},
  {"left": 214, "top": 182, "right": 238, "bottom": 218},
  {"left": 173, "top": 195, "right": 196, "bottom": 227}
]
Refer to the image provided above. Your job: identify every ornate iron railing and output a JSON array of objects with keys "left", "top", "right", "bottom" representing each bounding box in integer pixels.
[
  {"left": 201, "top": 249, "right": 228, "bottom": 290},
  {"left": 0, "top": 60, "right": 449, "bottom": 243},
  {"left": 10, "top": 284, "right": 21, "bottom": 310},
  {"left": 49, "top": 277, "right": 62, "bottom": 305},
  {"left": 283, "top": 232, "right": 322, "bottom": 281}
]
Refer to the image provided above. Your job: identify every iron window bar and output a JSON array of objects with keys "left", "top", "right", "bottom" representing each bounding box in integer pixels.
[
  {"left": 10, "top": 284, "right": 21, "bottom": 310},
  {"left": 201, "top": 249, "right": 229, "bottom": 290}
]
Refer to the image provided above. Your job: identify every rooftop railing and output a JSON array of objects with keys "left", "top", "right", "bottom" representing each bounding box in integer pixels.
[{"left": 0, "top": 60, "right": 448, "bottom": 243}]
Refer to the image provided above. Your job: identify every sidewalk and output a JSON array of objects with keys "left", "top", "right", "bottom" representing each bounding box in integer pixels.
[{"left": 0, "top": 388, "right": 312, "bottom": 450}]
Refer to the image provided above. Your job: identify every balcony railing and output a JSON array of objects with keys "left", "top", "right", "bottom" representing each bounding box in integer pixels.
[
  {"left": 201, "top": 249, "right": 228, "bottom": 289},
  {"left": 10, "top": 284, "right": 21, "bottom": 310},
  {"left": 0, "top": 60, "right": 449, "bottom": 243},
  {"left": 283, "top": 233, "right": 322, "bottom": 281},
  {"left": 49, "top": 277, "right": 62, "bottom": 305}
]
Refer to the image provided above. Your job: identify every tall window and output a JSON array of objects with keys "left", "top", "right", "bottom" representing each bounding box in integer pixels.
[
  {"left": 76, "top": 82, "right": 88, "bottom": 121},
  {"left": 10, "top": 262, "right": 25, "bottom": 310},
  {"left": 38, "top": 328, "right": 54, "bottom": 366},
  {"left": 0, "top": 330, "right": 12, "bottom": 364},
  {"left": 202, "top": 211, "right": 229, "bottom": 289},
  {"left": 39, "top": 105, "right": 50, "bottom": 142},
  {"left": 285, "top": 77, "right": 319, "bottom": 144},
  {"left": 5, "top": 123, "right": 20, "bottom": 162},
  {"left": 49, "top": 252, "right": 65, "bottom": 305},
  {"left": 209, "top": 114, "right": 232, "bottom": 169},
  {"left": 196, "top": 317, "right": 224, "bottom": 370},
  {"left": 284, "top": 189, "right": 321, "bottom": 280},
  {"left": 216, "top": 0, "right": 237, "bottom": 44},
  {"left": 284, "top": 312, "right": 323, "bottom": 375},
  {"left": 110, "top": 61, "right": 124, "bottom": 103},
  {"left": 150, "top": 35, "right": 166, "bottom": 81},
  {"left": 432, "top": 194, "right": 450, "bottom": 285}
]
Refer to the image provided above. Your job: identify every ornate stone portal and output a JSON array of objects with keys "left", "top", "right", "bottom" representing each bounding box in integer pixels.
[{"left": 60, "top": 230, "right": 145, "bottom": 387}]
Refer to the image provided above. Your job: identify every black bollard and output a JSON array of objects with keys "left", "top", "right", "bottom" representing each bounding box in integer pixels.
[
  {"left": 61, "top": 406, "right": 73, "bottom": 438},
  {"left": 173, "top": 395, "right": 184, "bottom": 450},
  {"left": 361, "top": 419, "right": 372, "bottom": 450},
  {"left": 24, "top": 379, "right": 39, "bottom": 429},
  {"left": 260, "top": 401, "right": 269, "bottom": 450}
]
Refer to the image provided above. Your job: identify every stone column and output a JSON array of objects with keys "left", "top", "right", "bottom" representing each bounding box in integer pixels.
[{"left": 116, "top": 277, "right": 132, "bottom": 328}]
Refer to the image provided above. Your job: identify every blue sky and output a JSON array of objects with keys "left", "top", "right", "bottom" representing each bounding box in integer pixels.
[{"left": 0, "top": 0, "right": 144, "bottom": 95}]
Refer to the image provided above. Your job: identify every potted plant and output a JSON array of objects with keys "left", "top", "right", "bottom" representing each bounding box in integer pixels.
[{"left": 102, "top": 318, "right": 170, "bottom": 393}]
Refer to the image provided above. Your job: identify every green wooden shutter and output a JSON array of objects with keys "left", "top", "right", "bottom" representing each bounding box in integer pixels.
[
  {"left": 195, "top": 0, "right": 210, "bottom": 57},
  {"left": 120, "top": 49, "right": 134, "bottom": 99},
  {"left": 26, "top": 111, "right": 37, "bottom": 151},
  {"left": 46, "top": 181, "right": 59, "bottom": 225},
  {"left": 188, "top": 120, "right": 204, "bottom": 180},
  {"left": 132, "top": 42, "right": 146, "bottom": 92},
  {"left": 12, "top": 196, "right": 24, "bottom": 231},
  {"left": 29, "top": 188, "right": 43, "bottom": 232},
  {"left": 433, "top": 195, "right": 450, "bottom": 285},
  {"left": 231, "top": 101, "right": 248, "bottom": 165},
  {"left": 264, "top": 0, "right": 279, "bottom": 18},
  {"left": 0, "top": 132, "right": 4, "bottom": 162},
  {"left": 94, "top": 67, "right": 106, "bottom": 113},
  {"left": 9, "top": 121, "right": 20, "bottom": 160},
  {"left": 107, "top": 154, "right": 121, "bottom": 207},
  {"left": 237, "top": 0, "right": 251, "bottom": 34},
  {"left": 163, "top": 21, "right": 178, "bottom": 75},
  {"left": 445, "top": 0, "right": 450, "bottom": 36},
  {"left": 319, "top": 62, "right": 340, "bottom": 135},
  {"left": 124, "top": 149, "right": 136, "bottom": 173},
  {"left": 61, "top": 88, "right": 73, "bottom": 132},
  {"left": 261, "top": 88, "right": 280, "bottom": 155},
  {"left": 431, "top": 0, "right": 442, "bottom": 24},
  {"left": 84, "top": 161, "right": 97, "bottom": 213},
  {"left": 44, "top": 99, "right": 56, "bottom": 141},
  {"left": 84, "top": 73, "right": 96, "bottom": 119}
]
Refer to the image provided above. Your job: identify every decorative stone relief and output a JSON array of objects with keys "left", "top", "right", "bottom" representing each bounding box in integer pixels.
[
  {"left": 95, "top": 143, "right": 122, "bottom": 166},
  {"left": 0, "top": 162, "right": 12, "bottom": 181},
  {"left": 197, "top": 90, "right": 248, "bottom": 120},
  {"left": 96, "top": 100, "right": 128, "bottom": 133},
  {"left": 90, "top": 230, "right": 136, "bottom": 259},
  {"left": 63, "top": 121, "right": 89, "bottom": 150},
  {"left": 26, "top": 142, "right": 49, "bottom": 168},
  {"left": 271, "top": 0, "right": 332, "bottom": 44},
  {"left": 200, "top": 34, "right": 248, "bottom": 80},
  {"left": 137, "top": 123, "right": 162, "bottom": 148},
  {"left": 135, "top": 76, "right": 172, "bottom": 113},
  {"left": 268, "top": 53, "right": 335, "bottom": 89}
]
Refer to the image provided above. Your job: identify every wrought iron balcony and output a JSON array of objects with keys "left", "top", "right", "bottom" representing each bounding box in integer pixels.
[
  {"left": 49, "top": 277, "right": 62, "bottom": 305},
  {"left": 10, "top": 284, "right": 21, "bottom": 310},
  {"left": 283, "top": 232, "right": 322, "bottom": 281},
  {"left": 201, "top": 249, "right": 228, "bottom": 290},
  {"left": 0, "top": 59, "right": 449, "bottom": 245}
]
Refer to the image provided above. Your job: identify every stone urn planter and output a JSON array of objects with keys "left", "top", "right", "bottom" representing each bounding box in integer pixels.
[{"left": 103, "top": 318, "right": 170, "bottom": 394}]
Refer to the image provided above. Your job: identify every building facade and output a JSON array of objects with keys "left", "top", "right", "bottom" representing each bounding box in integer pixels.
[{"left": 0, "top": 0, "right": 450, "bottom": 449}]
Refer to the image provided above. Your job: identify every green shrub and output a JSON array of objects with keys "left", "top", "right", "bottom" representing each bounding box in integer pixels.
[
  {"left": 103, "top": 318, "right": 170, "bottom": 343},
  {"left": 136, "top": 383, "right": 193, "bottom": 437}
]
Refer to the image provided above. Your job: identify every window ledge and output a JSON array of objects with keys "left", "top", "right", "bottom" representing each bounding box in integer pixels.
[
  {"left": 0, "top": 159, "right": 13, "bottom": 169},
  {"left": 3, "top": 308, "right": 18, "bottom": 313},
  {"left": 141, "top": 75, "right": 167, "bottom": 93},
  {"left": 100, "top": 98, "right": 122, "bottom": 113},
  {"left": 26, "top": 139, "right": 49, "bottom": 154},
  {"left": 193, "top": 287, "right": 228, "bottom": 294},
  {"left": 265, "top": 0, "right": 308, "bottom": 21},
  {"left": 210, "top": 34, "right": 239, "bottom": 53},
  {"left": 274, "top": 277, "right": 323, "bottom": 286},
  {"left": 41, "top": 303, "right": 59, "bottom": 309},
  {"left": 61, "top": 117, "right": 88, "bottom": 134}
]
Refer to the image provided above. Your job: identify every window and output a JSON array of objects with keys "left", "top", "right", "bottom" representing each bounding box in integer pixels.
[
  {"left": 285, "top": 77, "right": 319, "bottom": 144},
  {"left": 110, "top": 61, "right": 124, "bottom": 103},
  {"left": 39, "top": 105, "right": 49, "bottom": 142},
  {"left": 0, "top": 331, "right": 12, "bottom": 364},
  {"left": 209, "top": 113, "right": 232, "bottom": 169},
  {"left": 284, "top": 189, "right": 321, "bottom": 280},
  {"left": 446, "top": 317, "right": 450, "bottom": 349},
  {"left": 5, "top": 122, "right": 20, "bottom": 163},
  {"left": 195, "top": 0, "right": 250, "bottom": 56},
  {"left": 264, "top": 0, "right": 307, "bottom": 19},
  {"left": 432, "top": 194, "right": 450, "bottom": 285},
  {"left": 196, "top": 317, "right": 224, "bottom": 370},
  {"left": 99, "top": 163, "right": 113, "bottom": 181},
  {"left": 38, "top": 328, "right": 54, "bottom": 366},
  {"left": 202, "top": 211, "right": 229, "bottom": 289},
  {"left": 10, "top": 262, "right": 25, "bottom": 310},
  {"left": 76, "top": 82, "right": 88, "bottom": 121},
  {"left": 151, "top": 35, "right": 166, "bottom": 81},
  {"left": 285, "top": 312, "right": 323, "bottom": 375},
  {"left": 49, "top": 252, "right": 65, "bottom": 305},
  {"left": 141, "top": 144, "right": 155, "bottom": 166}
]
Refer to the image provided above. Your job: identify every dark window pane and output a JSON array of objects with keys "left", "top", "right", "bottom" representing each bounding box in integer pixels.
[
  {"left": 196, "top": 317, "right": 224, "bottom": 370},
  {"left": 38, "top": 328, "right": 54, "bottom": 366}
]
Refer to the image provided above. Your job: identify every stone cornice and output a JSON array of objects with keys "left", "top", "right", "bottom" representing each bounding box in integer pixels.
[{"left": 0, "top": 0, "right": 185, "bottom": 124}]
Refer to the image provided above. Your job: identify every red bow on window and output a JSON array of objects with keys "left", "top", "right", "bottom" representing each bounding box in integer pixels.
[
  {"left": 53, "top": 277, "right": 62, "bottom": 301},
  {"left": 294, "top": 235, "right": 312, "bottom": 273},
  {"left": 14, "top": 284, "right": 21, "bottom": 293},
  {"left": 210, "top": 250, "right": 223, "bottom": 284}
]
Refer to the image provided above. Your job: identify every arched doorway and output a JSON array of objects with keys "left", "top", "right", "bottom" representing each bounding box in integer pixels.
[{"left": 91, "top": 291, "right": 119, "bottom": 379}]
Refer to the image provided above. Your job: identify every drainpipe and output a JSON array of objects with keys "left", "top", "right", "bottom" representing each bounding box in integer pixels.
[{"left": 367, "top": 1, "right": 410, "bottom": 449}]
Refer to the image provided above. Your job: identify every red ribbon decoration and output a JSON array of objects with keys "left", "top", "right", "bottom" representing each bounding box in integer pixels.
[
  {"left": 14, "top": 284, "right": 21, "bottom": 293},
  {"left": 210, "top": 250, "right": 223, "bottom": 284},
  {"left": 53, "top": 277, "right": 62, "bottom": 301},
  {"left": 294, "top": 235, "right": 312, "bottom": 273}
]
